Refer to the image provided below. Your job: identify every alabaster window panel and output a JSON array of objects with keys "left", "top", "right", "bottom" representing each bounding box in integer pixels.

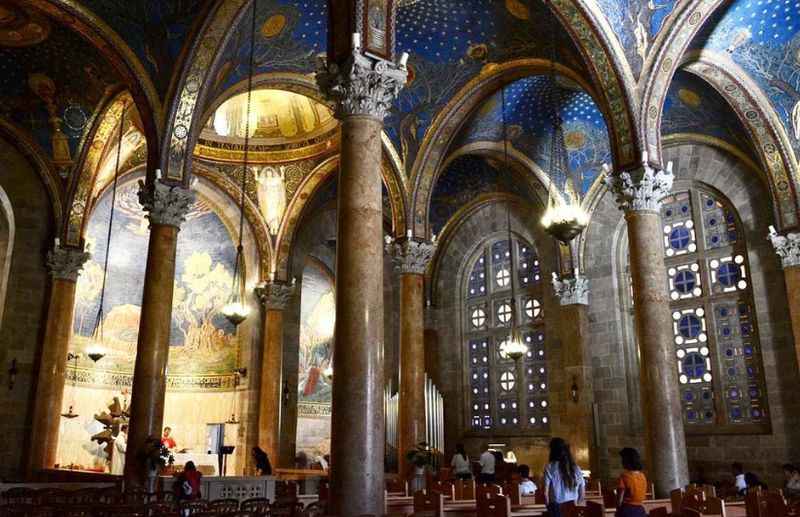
[
  {"left": 464, "top": 237, "right": 548, "bottom": 434},
  {"left": 660, "top": 186, "right": 769, "bottom": 432}
]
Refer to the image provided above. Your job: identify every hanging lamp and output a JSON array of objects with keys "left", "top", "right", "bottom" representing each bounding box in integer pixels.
[
  {"left": 497, "top": 86, "right": 527, "bottom": 363},
  {"left": 221, "top": 0, "right": 259, "bottom": 326},
  {"left": 61, "top": 352, "right": 81, "bottom": 419},
  {"left": 540, "top": 20, "right": 588, "bottom": 245}
]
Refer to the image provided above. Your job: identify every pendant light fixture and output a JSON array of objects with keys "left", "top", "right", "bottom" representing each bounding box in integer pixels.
[
  {"left": 540, "top": 19, "right": 588, "bottom": 245},
  {"left": 221, "top": 0, "right": 258, "bottom": 326},
  {"left": 497, "top": 86, "right": 527, "bottom": 363}
]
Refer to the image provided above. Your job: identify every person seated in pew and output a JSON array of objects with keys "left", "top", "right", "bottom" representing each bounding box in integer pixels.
[
  {"left": 783, "top": 464, "right": 800, "bottom": 500},
  {"left": 732, "top": 463, "right": 747, "bottom": 496},
  {"left": 518, "top": 464, "right": 537, "bottom": 496},
  {"left": 616, "top": 448, "right": 647, "bottom": 517},
  {"left": 744, "top": 472, "right": 767, "bottom": 492},
  {"left": 452, "top": 443, "right": 472, "bottom": 480},
  {"left": 543, "top": 437, "right": 585, "bottom": 517}
]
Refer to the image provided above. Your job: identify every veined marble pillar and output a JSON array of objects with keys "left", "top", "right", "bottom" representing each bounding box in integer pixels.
[
  {"left": 605, "top": 160, "right": 688, "bottom": 496},
  {"left": 254, "top": 280, "right": 295, "bottom": 468},
  {"left": 768, "top": 230, "right": 800, "bottom": 369},
  {"left": 28, "top": 245, "right": 90, "bottom": 476},
  {"left": 317, "top": 51, "right": 406, "bottom": 516},
  {"left": 386, "top": 237, "right": 436, "bottom": 478},
  {"left": 124, "top": 179, "right": 193, "bottom": 487},
  {"left": 551, "top": 274, "right": 596, "bottom": 474}
]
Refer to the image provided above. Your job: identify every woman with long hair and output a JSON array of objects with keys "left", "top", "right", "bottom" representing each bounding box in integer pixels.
[
  {"left": 543, "top": 437, "right": 585, "bottom": 517},
  {"left": 451, "top": 443, "right": 471, "bottom": 480}
]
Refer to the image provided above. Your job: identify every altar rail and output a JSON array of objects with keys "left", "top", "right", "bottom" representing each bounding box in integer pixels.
[{"left": 161, "top": 476, "right": 276, "bottom": 503}]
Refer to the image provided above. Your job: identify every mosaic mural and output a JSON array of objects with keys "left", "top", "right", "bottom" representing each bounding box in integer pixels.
[
  {"left": 661, "top": 70, "right": 757, "bottom": 158},
  {"left": 71, "top": 179, "right": 239, "bottom": 381},
  {"left": 80, "top": 0, "right": 211, "bottom": 96},
  {"left": 0, "top": 7, "right": 120, "bottom": 161},
  {"left": 691, "top": 0, "right": 800, "bottom": 155},
  {"left": 451, "top": 75, "right": 611, "bottom": 197},
  {"left": 595, "top": 0, "right": 678, "bottom": 77},
  {"left": 296, "top": 260, "right": 335, "bottom": 458}
]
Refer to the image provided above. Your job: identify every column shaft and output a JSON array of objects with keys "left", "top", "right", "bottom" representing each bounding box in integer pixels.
[
  {"left": 259, "top": 308, "right": 283, "bottom": 466},
  {"left": 783, "top": 266, "right": 800, "bottom": 368},
  {"left": 124, "top": 223, "right": 179, "bottom": 486},
  {"left": 398, "top": 272, "right": 426, "bottom": 477},
  {"left": 627, "top": 210, "right": 689, "bottom": 495},
  {"left": 28, "top": 278, "right": 78, "bottom": 474},
  {"left": 330, "top": 114, "right": 386, "bottom": 516}
]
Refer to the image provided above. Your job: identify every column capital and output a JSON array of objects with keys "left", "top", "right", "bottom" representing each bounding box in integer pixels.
[
  {"left": 552, "top": 273, "right": 590, "bottom": 306},
  {"left": 385, "top": 236, "right": 436, "bottom": 275},
  {"left": 255, "top": 280, "right": 296, "bottom": 310},
  {"left": 138, "top": 178, "right": 195, "bottom": 228},
  {"left": 604, "top": 158, "right": 674, "bottom": 213},
  {"left": 316, "top": 51, "right": 407, "bottom": 120},
  {"left": 46, "top": 244, "right": 90, "bottom": 282},
  {"left": 768, "top": 227, "right": 800, "bottom": 268}
]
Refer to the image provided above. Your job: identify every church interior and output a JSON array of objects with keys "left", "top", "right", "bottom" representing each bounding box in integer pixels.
[{"left": 1, "top": 0, "right": 800, "bottom": 516}]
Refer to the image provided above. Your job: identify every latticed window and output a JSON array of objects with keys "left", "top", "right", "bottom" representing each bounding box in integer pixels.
[
  {"left": 464, "top": 237, "right": 548, "bottom": 433},
  {"left": 660, "top": 188, "right": 769, "bottom": 431}
]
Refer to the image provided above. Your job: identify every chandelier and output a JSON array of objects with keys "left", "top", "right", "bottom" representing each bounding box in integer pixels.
[
  {"left": 221, "top": 0, "right": 259, "bottom": 327},
  {"left": 540, "top": 26, "right": 588, "bottom": 245}
]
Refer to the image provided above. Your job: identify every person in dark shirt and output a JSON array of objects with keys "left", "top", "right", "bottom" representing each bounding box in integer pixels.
[
  {"left": 175, "top": 461, "right": 202, "bottom": 501},
  {"left": 252, "top": 446, "right": 273, "bottom": 476}
]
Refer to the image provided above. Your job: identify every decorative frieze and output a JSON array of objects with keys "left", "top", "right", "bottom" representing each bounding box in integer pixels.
[
  {"left": 385, "top": 235, "right": 436, "bottom": 275},
  {"left": 552, "top": 272, "right": 590, "bottom": 306},
  {"left": 768, "top": 226, "right": 800, "bottom": 269},
  {"left": 604, "top": 153, "right": 674, "bottom": 213},
  {"left": 255, "top": 280, "right": 296, "bottom": 311},
  {"left": 46, "top": 243, "right": 90, "bottom": 282},
  {"left": 316, "top": 50, "right": 407, "bottom": 120},
  {"left": 137, "top": 176, "right": 195, "bottom": 228}
]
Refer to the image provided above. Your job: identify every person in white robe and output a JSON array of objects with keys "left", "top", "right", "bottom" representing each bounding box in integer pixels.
[{"left": 110, "top": 425, "right": 128, "bottom": 475}]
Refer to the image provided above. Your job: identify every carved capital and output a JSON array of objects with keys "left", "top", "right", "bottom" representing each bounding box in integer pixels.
[
  {"left": 385, "top": 237, "right": 436, "bottom": 275},
  {"left": 255, "top": 280, "right": 296, "bottom": 311},
  {"left": 316, "top": 51, "right": 407, "bottom": 120},
  {"left": 47, "top": 244, "right": 91, "bottom": 282},
  {"left": 552, "top": 273, "right": 590, "bottom": 306},
  {"left": 138, "top": 179, "right": 195, "bottom": 228},
  {"left": 604, "top": 159, "right": 674, "bottom": 213},
  {"left": 768, "top": 227, "right": 800, "bottom": 269}
]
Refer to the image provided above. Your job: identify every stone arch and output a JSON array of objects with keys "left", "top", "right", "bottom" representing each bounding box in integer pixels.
[
  {"left": 27, "top": 0, "right": 162, "bottom": 172},
  {"left": 0, "top": 186, "right": 14, "bottom": 328},
  {"left": 679, "top": 54, "right": 800, "bottom": 230},
  {"left": 409, "top": 59, "right": 604, "bottom": 237}
]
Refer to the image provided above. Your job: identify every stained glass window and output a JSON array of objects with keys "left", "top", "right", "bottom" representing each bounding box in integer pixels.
[
  {"left": 661, "top": 188, "right": 769, "bottom": 431},
  {"left": 464, "top": 238, "right": 547, "bottom": 433}
]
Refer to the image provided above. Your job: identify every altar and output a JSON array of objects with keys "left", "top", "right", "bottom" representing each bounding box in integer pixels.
[{"left": 172, "top": 452, "right": 234, "bottom": 477}]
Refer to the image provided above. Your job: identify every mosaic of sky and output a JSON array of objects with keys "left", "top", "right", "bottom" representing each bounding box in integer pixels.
[
  {"left": 452, "top": 75, "right": 611, "bottom": 197},
  {"left": 661, "top": 70, "right": 756, "bottom": 159},
  {"left": 595, "top": 0, "right": 678, "bottom": 77},
  {"left": 691, "top": 0, "right": 800, "bottom": 155}
]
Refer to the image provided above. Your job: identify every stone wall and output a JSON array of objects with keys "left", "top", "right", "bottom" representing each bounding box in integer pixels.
[
  {"left": 583, "top": 142, "right": 800, "bottom": 487},
  {"left": 0, "top": 137, "right": 55, "bottom": 480}
]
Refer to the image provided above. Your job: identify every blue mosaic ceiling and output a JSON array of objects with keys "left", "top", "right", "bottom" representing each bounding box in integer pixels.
[
  {"left": 690, "top": 0, "right": 800, "bottom": 157},
  {"left": 79, "top": 0, "right": 211, "bottom": 97},
  {"left": 594, "top": 0, "right": 678, "bottom": 77},
  {"left": 452, "top": 75, "right": 611, "bottom": 197},
  {"left": 211, "top": 0, "right": 585, "bottom": 171},
  {"left": 662, "top": 70, "right": 757, "bottom": 161}
]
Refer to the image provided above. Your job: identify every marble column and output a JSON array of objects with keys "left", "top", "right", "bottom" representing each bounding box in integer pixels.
[
  {"left": 124, "top": 178, "right": 193, "bottom": 487},
  {"left": 27, "top": 244, "right": 90, "bottom": 476},
  {"left": 317, "top": 50, "right": 406, "bottom": 516},
  {"left": 768, "top": 229, "right": 800, "bottom": 370},
  {"left": 605, "top": 159, "right": 689, "bottom": 496},
  {"left": 551, "top": 273, "right": 596, "bottom": 474},
  {"left": 254, "top": 280, "right": 295, "bottom": 468},
  {"left": 386, "top": 237, "right": 436, "bottom": 477}
]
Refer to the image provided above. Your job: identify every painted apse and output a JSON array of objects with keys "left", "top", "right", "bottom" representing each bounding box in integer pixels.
[
  {"left": 59, "top": 177, "right": 243, "bottom": 471},
  {"left": 691, "top": 0, "right": 800, "bottom": 157}
]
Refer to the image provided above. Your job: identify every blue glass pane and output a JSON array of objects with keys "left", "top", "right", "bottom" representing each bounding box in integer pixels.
[
  {"left": 678, "top": 314, "right": 702, "bottom": 338},
  {"left": 674, "top": 271, "right": 696, "bottom": 294},
  {"left": 683, "top": 352, "right": 706, "bottom": 378},
  {"left": 718, "top": 263, "right": 740, "bottom": 287},
  {"left": 669, "top": 227, "right": 691, "bottom": 250}
]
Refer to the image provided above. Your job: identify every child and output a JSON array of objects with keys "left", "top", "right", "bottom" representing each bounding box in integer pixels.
[
  {"left": 616, "top": 448, "right": 647, "bottom": 517},
  {"left": 518, "top": 464, "right": 537, "bottom": 496}
]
